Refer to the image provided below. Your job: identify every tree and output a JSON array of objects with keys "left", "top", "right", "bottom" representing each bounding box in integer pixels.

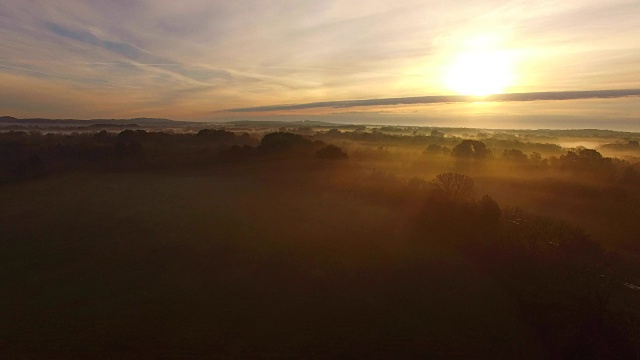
[
  {"left": 529, "top": 152, "right": 543, "bottom": 162},
  {"left": 432, "top": 173, "right": 475, "bottom": 201},
  {"left": 451, "top": 140, "right": 491, "bottom": 159},
  {"left": 558, "top": 148, "right": 613, "bottom": 173},
  {"left": 430, "top": 129, "right": 445, "bottom": 138},
  {"left": 424, "top": 144, "right": 442, "bottom": 155},
  {"left": 502, "top": 149, "right": 527, "bottom": 162},
  {"left": 258, "top": 132, "right": 312, "bottom": 152},
  {"left": 117, "top": 129, "right": 147, "bottom": 142},
  {"left": 315, "top": 145, "right": 348, "bottom": 160}
]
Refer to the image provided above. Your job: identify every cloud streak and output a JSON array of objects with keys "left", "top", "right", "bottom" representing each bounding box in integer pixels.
[{"left": 226, "top": 89, "right": 640, "bottom": 113}]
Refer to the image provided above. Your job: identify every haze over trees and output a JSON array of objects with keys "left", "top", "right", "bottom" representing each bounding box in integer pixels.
[{"left": 1, "top": 121, "right": 640, "bottom": 359}]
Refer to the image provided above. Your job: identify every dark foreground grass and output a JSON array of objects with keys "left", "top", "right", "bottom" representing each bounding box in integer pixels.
[{"left": 2, "top": 171, "right": 550, "bottom": 358}]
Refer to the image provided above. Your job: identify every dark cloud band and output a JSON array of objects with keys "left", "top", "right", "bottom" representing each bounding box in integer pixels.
[{"left": 227, "top": 89, "right": 640, "bottom": 113}]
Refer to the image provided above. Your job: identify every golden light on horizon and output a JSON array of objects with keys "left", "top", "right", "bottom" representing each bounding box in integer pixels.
[{"left": 444, "top": 34, "right": 515, "bottom": 96}]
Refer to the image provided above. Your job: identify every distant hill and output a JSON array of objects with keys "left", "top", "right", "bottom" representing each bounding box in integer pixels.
[
  {"left": 222, "top": 120, "right": 348, "bottom": 128},
  {"left": 0, "top": 116, "right": 194, "bottom": 127},
  {"left": 87, "top": 123, "right": 140, "bottom": 128}
]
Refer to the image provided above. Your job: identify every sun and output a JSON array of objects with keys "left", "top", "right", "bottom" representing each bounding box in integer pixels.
[
  {"left": 445, "top": 51, "right": 514, "bottom": 96},
  {"left": 443, "top": 33, "right": 515, "bottom": 97}
]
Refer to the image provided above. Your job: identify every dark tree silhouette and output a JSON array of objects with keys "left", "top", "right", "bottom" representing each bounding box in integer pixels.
[
  {"left": 315, "top": 145, "right": 348, "bottom": 160},
  {"left": 259, "top": 132, "right": 312, "bottom": 153},
  {"left": 451, "top": 140, "right": 492, "bottom": 159},
  {"left": 432, "top": 173, "right": 475, "bottom": 201},
  {"left": 503, "top": 149, "right": 527, "bottom": 162},
  {"left": 117, "top": 129, "right": 147, "bottom": 142},
  {"left": 557, "top": 148, "right": 613, "bottom": 173}
]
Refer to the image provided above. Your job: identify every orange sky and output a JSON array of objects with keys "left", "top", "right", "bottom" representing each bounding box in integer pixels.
[{"left": 1, "top": 0, "right": 639, "bottom": 128}]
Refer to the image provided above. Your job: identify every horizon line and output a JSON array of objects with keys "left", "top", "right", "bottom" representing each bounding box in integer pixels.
[{"left": 226, "top": 88, "right": 640, "bottom": 113}]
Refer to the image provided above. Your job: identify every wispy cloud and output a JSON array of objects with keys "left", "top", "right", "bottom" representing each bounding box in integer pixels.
[{"left": 0, "top": 0, "right": 638, "bottom": 123}]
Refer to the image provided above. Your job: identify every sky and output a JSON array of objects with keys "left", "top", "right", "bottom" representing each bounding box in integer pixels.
[{"left": 1, "top": 0, "right": 639, "bottom": 129}]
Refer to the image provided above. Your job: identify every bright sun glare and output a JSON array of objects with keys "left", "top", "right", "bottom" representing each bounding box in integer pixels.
[{"left": 444, "top": 35, "right": 515, "bottom": 96}]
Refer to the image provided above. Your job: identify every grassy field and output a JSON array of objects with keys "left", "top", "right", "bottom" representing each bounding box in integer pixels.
[{"left": 1, "top": 170, "right": 547, "bottom": 358}]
